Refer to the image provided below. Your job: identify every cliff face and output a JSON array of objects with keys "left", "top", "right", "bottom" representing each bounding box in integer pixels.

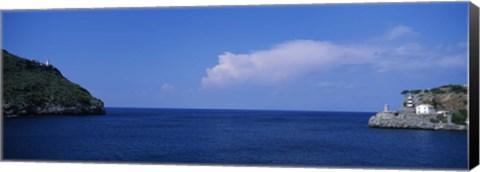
[
  {"left": 2, "top": 50, "right": 105, "bottom": 116},
  {"left": 368, "top": 84, "right": 468, "bottom": 131},
  {"left": 404, "top": 85, "right": 467, "bottom": 112}
]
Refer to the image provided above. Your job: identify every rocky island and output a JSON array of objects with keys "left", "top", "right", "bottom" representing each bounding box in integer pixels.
[
  {"left": 2, "top": 49, "right": 105, "bottom": 117},
  {"left": 368, "top": 85, "right": 468, "bottom": 131}
]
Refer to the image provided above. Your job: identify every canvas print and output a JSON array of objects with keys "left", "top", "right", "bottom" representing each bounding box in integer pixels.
[{"left": 2, "top": 2, "right": 470, "bottom": 170}]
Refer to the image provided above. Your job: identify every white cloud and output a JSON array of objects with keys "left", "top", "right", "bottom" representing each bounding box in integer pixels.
[
  {"left": 201, "top": 40, "right": 377, "bottom": 88},
  {"left": 384, "top": 25, "right": 414, "bottom": 40},
  {"left": 201, "top": 26, "right": 467, "bottom": 88},
  {"left": 391, "top": 43, "right": 423, "bottom": 55},
  {"left": 160, "top": 83, "right": 174, "bottom": 91},
  {"left": 373, "top": 42, "right": 467, "bottom": 72}
]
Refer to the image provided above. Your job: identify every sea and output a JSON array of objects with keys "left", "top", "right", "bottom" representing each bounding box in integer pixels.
[{"left": 3, "top": 108, "right": 468, "bottom": 169}]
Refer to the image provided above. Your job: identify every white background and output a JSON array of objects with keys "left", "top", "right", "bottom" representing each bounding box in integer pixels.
[{"left": 0, "top": 0, "right": 479, "bottom": 172}]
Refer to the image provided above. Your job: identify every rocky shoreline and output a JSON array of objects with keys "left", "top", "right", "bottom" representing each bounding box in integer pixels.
[
  {"left": 368, "top": 85, "right": 468, "bottom": 131},
  {"left": 3, "top": 99, "right": 105, "bottom": 117},
  {"left": 368, "top": 111, "right": 466, "bottom": 131}
]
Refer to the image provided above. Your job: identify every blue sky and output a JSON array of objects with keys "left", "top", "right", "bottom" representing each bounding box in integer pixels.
[{"left": 2, "top": 2, "right": 469, "bottom": 112}]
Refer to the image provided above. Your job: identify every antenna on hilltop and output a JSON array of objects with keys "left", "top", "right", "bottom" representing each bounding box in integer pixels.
[{"left": 45, "top": 58, "right": 50, "bottom": 66}]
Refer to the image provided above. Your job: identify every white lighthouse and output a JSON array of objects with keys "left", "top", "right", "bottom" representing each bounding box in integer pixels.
[
  {"left": 405, "top": 93, "right": 414, "bottom": 108},
  {"left": 45, "top": 58, "right": 50, "bottom": 66},
  {"left": 383, "top": 104, "right": 390, "bottom": 112}
]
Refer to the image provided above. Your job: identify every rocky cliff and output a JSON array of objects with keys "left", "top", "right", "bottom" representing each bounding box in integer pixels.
[
  {"left": 368, "top": 111, "right": 466, "bottom": 131},
  {"left": 402, "top": 85, "right": 467, "bottom": 112},
  {"left": 368, "top": 84, "right": 468, "bottom": 131},
  {"left": 2, "top": 50, "right": 105, "bottom": 117}
]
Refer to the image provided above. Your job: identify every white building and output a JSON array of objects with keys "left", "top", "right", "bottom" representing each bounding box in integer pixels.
[
  {"left": 415, "top": 104, "right": 436, "bottom": 114},
  {"left": 436, "top": 110, "right": 449, "bottom": 115}
]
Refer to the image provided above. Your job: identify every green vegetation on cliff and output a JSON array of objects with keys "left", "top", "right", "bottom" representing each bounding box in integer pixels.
[
  {"left": 400, "top": 84, "right": 468, "bottom": 124},
  {"left": 2, "top": 49, "right": 105, "bottom": 116},
  {"left": 451, "top": 109, "right": 467, "bottom": 125}
]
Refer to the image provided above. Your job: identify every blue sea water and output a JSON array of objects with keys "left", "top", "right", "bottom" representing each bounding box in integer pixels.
[{"left": 3, "top": 108, "right": 468, "bottom": 169}]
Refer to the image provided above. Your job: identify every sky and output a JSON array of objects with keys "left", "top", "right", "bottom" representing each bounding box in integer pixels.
[{"left": 2, "top": 2, "right": 469, "bottom": 112}]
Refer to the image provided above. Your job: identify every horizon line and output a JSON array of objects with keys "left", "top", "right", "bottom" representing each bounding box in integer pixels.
[{"left": 104, "top": 106, "right": 378, "bottom": 113}]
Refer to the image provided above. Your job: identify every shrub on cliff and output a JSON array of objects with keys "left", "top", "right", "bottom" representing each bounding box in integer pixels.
[
  {"left": 451, "top": 109, "right": 467, "bottom": 125},
  {"left": 431, "top": 88, "right": 446, "bottom": 94},
  {"left": 411, "top": 90, "right": 422, "bottom": 94}
]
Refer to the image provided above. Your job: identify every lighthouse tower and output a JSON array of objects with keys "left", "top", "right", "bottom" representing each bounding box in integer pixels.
[
  {"left": 45, "top": 58, "right": 50, "bottom": 66},
  {"left": 405, "top": 93, "right": 414, "bottom": 108},
  {"left": 383, "top": 104, "right": 390, "bottom": 112}
]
